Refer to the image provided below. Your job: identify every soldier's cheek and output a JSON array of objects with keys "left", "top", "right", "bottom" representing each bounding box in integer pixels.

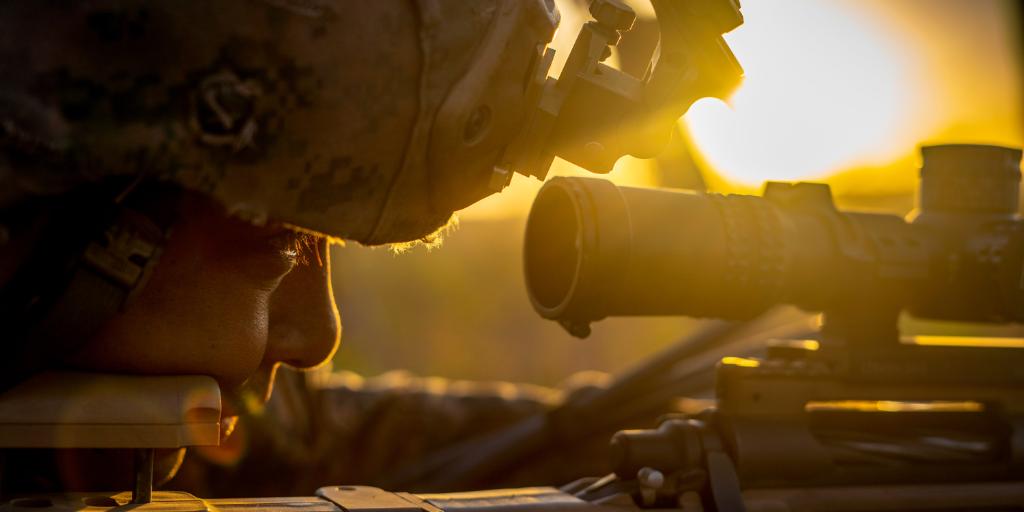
[{"left": 64, "top": 197, "right": 286, "bottom": 393}]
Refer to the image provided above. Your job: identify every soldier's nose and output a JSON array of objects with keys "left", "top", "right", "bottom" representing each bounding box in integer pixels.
[{"left": 265, "top": 238, "right": 341, "bottom": 369}]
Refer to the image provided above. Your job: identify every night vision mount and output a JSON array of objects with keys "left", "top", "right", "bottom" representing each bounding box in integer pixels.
[{"left": 493, "top": 0, "right": 743, "bottom": 189}]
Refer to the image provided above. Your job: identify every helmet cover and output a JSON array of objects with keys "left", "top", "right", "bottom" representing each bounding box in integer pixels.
[{"left": 0, "top": 0, "right": 559, "bottom": 244}]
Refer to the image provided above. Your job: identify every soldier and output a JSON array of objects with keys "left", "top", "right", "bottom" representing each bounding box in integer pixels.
[{"left": 0, "top": 0, "right": 626, "bottom": 494}]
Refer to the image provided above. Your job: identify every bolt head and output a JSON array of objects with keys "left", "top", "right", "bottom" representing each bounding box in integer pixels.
[{"left": 589, "top": 0, "right": 636, "bottom": 32}]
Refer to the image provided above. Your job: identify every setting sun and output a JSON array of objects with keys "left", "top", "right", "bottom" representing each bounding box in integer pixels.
[
  {"left": 684, "top": 0, "right": 1022, "bottom": 189},
  {"left": 684, "top": 0, "right": 920, "bottom": 185}
]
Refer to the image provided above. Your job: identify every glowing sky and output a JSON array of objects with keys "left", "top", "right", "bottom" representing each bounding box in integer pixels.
[
  {"left": 459, "top": 0, "right": 1023, "bottom": 219},
  {"left": 684, "top": 0, "right": 920, "bottom": 184}
]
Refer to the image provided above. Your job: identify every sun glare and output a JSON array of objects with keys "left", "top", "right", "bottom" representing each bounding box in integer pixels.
[
  {"left": 460, "top": 0, "right": 1021, "bottom": 220},
  {"left": 684, "top": 0, "right": 922, "bottom": 185}
]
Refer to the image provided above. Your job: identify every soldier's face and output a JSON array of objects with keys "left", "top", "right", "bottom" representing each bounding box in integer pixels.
[{"left": 67, "top": 193, "right": 341, "bottom": 417}]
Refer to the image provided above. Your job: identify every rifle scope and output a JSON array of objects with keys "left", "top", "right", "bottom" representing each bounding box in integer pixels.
[{"left": 524, "top": 144, "right": 1024, "bottom": 334}]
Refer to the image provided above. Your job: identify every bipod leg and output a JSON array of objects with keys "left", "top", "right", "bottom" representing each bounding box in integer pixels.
[{"left": 132, "top": 448, "right": 154, "bottom": 504}]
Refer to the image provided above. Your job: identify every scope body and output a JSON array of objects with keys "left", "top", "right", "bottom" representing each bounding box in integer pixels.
[{"left": 524, "top": 145, "right": 1024, "bottom": 331}]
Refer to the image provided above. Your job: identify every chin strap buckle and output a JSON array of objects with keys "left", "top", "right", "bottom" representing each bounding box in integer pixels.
[{"left": 82, "top": 209, "right": 164, "bottom": 294}]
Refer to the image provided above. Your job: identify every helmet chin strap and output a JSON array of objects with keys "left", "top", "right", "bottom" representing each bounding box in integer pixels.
[{"left": 0, "top": 180, "right": 179, "bottom": 393}]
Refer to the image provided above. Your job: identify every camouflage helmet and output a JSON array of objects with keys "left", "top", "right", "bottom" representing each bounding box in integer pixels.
[{"left": 0, "top": 0, "right": 559, "bottom": 244}]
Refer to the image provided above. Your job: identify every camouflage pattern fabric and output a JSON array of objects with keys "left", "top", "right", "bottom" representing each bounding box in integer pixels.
[
  {"left": 0, "top": 1, "right": 558, "bottom": 244},
  {"left": 170, "top": 367, "right": 629, "bottom": 496}
]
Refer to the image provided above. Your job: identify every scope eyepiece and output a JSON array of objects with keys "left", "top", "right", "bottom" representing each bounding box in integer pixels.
[{"left": 525, "top": 177, "right": 798, "bottom": 328}]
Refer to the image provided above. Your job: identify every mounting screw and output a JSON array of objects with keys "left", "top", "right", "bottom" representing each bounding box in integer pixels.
[{"left": 589, "top": 0, "right": 636, "bottom": 32}]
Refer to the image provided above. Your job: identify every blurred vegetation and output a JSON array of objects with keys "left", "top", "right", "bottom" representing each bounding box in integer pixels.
[{"left": 330, "top": 218, "right": 701, "bottom": 386}]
